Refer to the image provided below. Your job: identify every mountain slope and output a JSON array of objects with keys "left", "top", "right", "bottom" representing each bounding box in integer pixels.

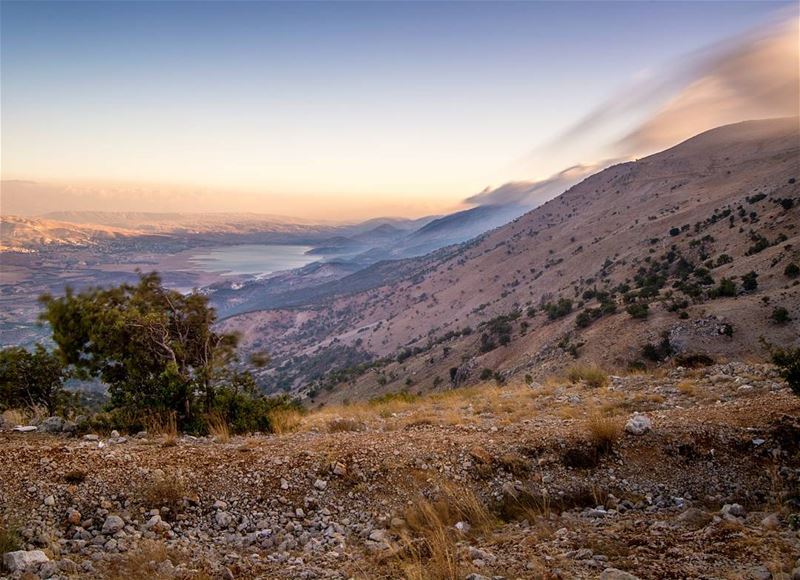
[{"left": 221, "top": 118, "right": 800, "bottom": 399}]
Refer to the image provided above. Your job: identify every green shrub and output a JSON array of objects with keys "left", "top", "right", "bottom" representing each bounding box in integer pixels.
[
  {"left": 709, "top": 278, "right": 736, "bottom": 298},
  {"left": 543, "top": 298, "right": 573, "bottom": 320},
  {"left": 626, "top": 303, "right": 649, "bottom": 319},
  {"left": 785, "top": 263, "right": 800, "bottom": 279},
  {"left": 741, "top": 271, "right": 758, "bottom": 292},
  {"left": 770, "top": 346, "right": 800, "bottom": 395},
  {"left": 771, "top": 307, "right": 791, "bottom": 324}
]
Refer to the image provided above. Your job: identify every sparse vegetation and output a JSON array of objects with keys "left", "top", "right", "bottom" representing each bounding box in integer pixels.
[{"left": 566, "top": 365, "right": 608, "bottom": 388}]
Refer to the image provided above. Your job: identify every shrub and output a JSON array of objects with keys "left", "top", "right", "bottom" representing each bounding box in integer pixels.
[
  {"left": 566, "top": 365, "right": 608, "bottom": 388},
  {"left": 769, "top": 346, "right": 800, "bottom": 395},
  {"left": 741, "top": 271, "right": 758, "bottom": 292},
  {"left": 626, "top": 303, "right": 649, "bottom": 319},
  {"left": 0, "top": 345, "right": 67, "bottom": 415},
  {"left": 771, "top": 307, "right": 791, "bottom": 324},
  {"left": 642, "top": 333, "right": 673, "bottom": 362},
  {"left": 138, "top": 473, "right": 188, "bottom": 517},
  {"left": 0, "top": 518, "right": 22, "bottom": 556},
  {"left": 479, "top": 368, "right": 494, "bottom": 381},
  {"left": 543, "top": 298, "right": 573, "bottom": 320},
  {"left": 669, "top": 227, "right": 681, "bottom": 237},
  {"left": 785, "top": 263, "right": 800, "bottom": 279},
  {"left": 709, "top": 278, "right": 736, "bottom": 298}
]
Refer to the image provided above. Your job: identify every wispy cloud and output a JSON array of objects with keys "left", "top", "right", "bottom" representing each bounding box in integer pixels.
[
  {"left": 480, "top": 11, "right": 799, "bottom": 208},
  {"left": 464, "top": 162, "right": 613, "bottom": 207},
  {"left": 553, "top": 12, "right": 799, "bottom": 160}
]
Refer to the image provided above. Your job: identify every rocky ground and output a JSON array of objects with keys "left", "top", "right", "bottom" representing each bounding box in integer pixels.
[{"left": 1, "top": 363, "right": 799, "bottom": 579}]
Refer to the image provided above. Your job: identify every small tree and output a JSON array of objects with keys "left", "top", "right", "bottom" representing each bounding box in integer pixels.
[
  {"left": 785, "top": 263, "right": 799, "bottom": 279},
  {"left": 0, "top": 345, "right": 67, "bottom": 415},
  {"left": 39, "top": 272, "right": 250, "bottom": 427}
]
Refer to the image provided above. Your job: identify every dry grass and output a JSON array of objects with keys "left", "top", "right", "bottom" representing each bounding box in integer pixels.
[
  {"left": 394, "top": 483, "right": 496, "bottom": 579},
  {"left": 101, "top": 540, "right": 212, "bottom": 580},
  {"left": 586, "top": 413, "right": 623, "bottom": 453},
  {"left": 205, "top": 412, "right": 230, "bottom": 443},
  {"left": 267, "top": 408, "right": 304, "bottom": 435},
  {"left": 144, "top": 411, "right": 178, "bottom": 446},
  {"left": 1, "top": 408, "right": 27, "bottom": 428},
  {"left": 566, "top": 365, "right": 609, "bottom": 388},
  {"left": 138, "top": 473, "right": 188, "bottom": 516},
  {"left": 677, "top": 379, "right": 697, "bottom": 396}
]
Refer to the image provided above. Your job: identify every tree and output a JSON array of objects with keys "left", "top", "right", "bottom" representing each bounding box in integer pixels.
[
  {"left": 785, "top": 263, "right": 799, "bottom": 279},
  {"left": 0, "top": 345, "right": 67, "bottom": 415},
  {"left": 39, "top": 272, "right": 246, "bottom": 426}
]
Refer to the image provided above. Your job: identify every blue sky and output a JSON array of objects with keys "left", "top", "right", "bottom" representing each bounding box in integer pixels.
[{"left": 1, "top": 1, "right": 795, "bottom": 218}]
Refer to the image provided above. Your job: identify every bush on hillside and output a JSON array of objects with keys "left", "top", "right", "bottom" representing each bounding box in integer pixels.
[{"left": 626, "top": 303, "right": 649, "bottom": 319}]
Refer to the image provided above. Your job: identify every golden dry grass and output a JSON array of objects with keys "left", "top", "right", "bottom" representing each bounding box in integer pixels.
[
  {"left": 205, "top": 412, "right": 230, "bottom": 442},
  {"left": 144, "top": 411, "right": 178, "bottom": 446},
  {"left": 565, "top": 365, "right": 609, "bottom": 388},
  {"left": 394, "top": 483, "right": 496, "bottom": 579},
  {"left": 586, "top": 413, "right": 623, "bottom": 453},
  {"left": 267, "top": 408, "right": 304, "bottom": 435},
  {"left": 101, "top": 540, "right": 212, "bottom": 580},
  {"left": 138, "top": 472, "right": 188, "bottom": 514},
  {"left": 0, "top": 408, "right": 27, "bottom": 427},
  {"left": 677, "top": 379, "right": 696, "bottom": 396}
]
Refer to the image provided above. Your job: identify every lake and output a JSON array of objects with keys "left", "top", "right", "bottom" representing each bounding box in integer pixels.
[{"left": 186, "top": 244, "right": 316, "bottom": 277}]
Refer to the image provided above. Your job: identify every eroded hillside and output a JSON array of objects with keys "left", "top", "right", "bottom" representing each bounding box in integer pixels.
[{"left": 222, "top": 118, "right": 800, "bottom": 401}]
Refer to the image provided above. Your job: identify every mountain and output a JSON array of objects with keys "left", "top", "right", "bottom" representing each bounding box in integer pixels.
[
  {"left": 0, "top": 215, "right": 142, "bottom": 251},
  {"left": 219, "top": 118, "right": 800, "bottom": 400}
]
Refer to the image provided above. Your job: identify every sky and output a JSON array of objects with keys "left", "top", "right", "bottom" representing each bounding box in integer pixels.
[{"left": 1, "top": 1, "right": 797, "bottom": 220}]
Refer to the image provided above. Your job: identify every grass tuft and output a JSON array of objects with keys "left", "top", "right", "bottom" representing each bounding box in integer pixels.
[{"left": 566, "top": 365, "right": 609, "bottom": 388}]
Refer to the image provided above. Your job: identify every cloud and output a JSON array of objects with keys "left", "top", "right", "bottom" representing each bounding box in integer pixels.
[
  {"left": 617, "top": 16, "right": 799, "bottom": 155},
  {"left": 556, "top": 13, "right": 799, "bottom": 159},
  {"left": 484, "top": 11, "right": 798, "bottom": 209},
  {"left": 465, "top": 162, "right": 612, "bottom": 207}
]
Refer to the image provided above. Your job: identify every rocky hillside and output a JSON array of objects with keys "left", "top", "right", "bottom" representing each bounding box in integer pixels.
[
  {"left": 1, "top": 363, "right": 798, "bottom": 579},
  {"left": 221, "top": 118, "right": 800, "bottom": 401}
]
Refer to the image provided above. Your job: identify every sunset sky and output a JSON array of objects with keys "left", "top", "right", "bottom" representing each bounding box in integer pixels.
[{"left": 1, "top": 1, "right": 797, "bottom": 220}]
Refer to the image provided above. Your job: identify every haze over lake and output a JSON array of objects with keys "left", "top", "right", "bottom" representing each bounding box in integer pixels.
[{"left": 187, "top": 244, "right": 316, "bottom": 277}]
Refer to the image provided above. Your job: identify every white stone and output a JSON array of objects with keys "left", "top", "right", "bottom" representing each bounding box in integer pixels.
[
  {"left": 624, "top": 414, "right": 651, "bottom": 435},
  {"left": 12, "top": 425, "right": 37, "bottom": 433},
  {"left": 3, "top": 550, "right": 49, "bottom": 572}
]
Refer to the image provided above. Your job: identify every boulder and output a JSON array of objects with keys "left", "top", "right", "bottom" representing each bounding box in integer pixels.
[
  {"left": 3, "top": 550, "right": 50, "bottom": 572},
  {"left": 101, "top": 514, "right": 125, "bottom": 534},
  {"left": 676, "top": 507, "right": 713, "bottom": 529},
  {"left": 40, "top": 416, "right": 65, "bottom": 433},
  {"left": 625, "top": 414, "right": 651, "bottom": 435}
]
